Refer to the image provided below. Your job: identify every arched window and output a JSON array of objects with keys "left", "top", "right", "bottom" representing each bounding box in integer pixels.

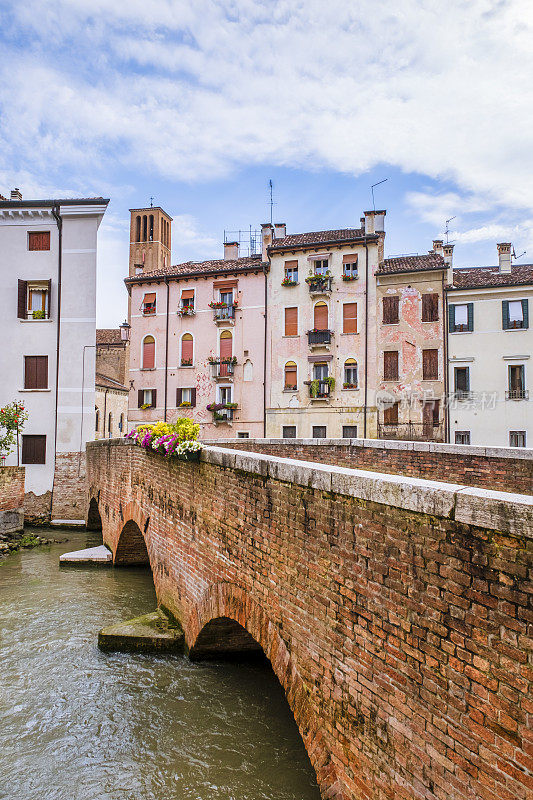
[
  {"left": 344, "top": 359, "right": 358, "bottom": 388},
  {"left": 218, "top": 329, "right": 232, "bottom": 376},
  {"left": 142, "top": 215, "right": 147, "bottom": 241},
  {"left": 284, "top": 361, "right": 297, "bottom": 390},
  {"left": 149, "top": 214, "right": 154, "bottom": 242},
  {"left": 181, "top": 333, "right": 193, "bottom": 366},
  {"left": 108, "top": 413, "right": 112, "bottom": 437},
  {"left": 163, "top": 219, "right": 167, "bottom": 247},
  {"left": 119, "top": 413, "right": 124, "bottom": 432},
  {"left": 142, "top": 335, "right": 155, "bottom": 369},
  {"left": 95, "top": 407, "right": 99, "bottom": 432},
  {"left": 313, "top": 301, "right": 328, "bottom": 330},
  {"left": 135, "top": 215, "right": 141, "bottom": 242}
]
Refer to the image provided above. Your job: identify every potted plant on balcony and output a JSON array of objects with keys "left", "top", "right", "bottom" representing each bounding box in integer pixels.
[
  {"left": 281, "top": 277, "right": 298, "bottom": 286},
  {"left": 178, "top": 306, "right": 195, "bottom": 316},
  {"left": 343, "top": 382, "right": 357, "bottom": 389},
  {"left": 342, "top": 273, "right": 358, "bottom": 282},
  {"left": 181, "top": 359, "right": 193, "bottom": 367},
  {"left": 208, "top": 301, "right": 227, "bottom": 309}
]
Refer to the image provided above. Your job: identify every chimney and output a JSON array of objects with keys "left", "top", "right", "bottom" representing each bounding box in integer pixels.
[
  {"left": 261, "top": 222, "right": 273, "bottom": 261},
  {"left": 273, "top": 222, "right": 286, "bottom": 239},
  {"left": 432, "top": 239, "right": 443, "bottom": 256},
  {"left": 497, "top": 242, "right": 512, "bottom": 274},
  {"left": 10, "top": 188, "right": 22, "bottom": 201},
  {"left": 443, "top": 243, "right": 454, "bottom": 285},
  {"left": 223, "top": 241, "right": 239, "bottom": 261},
  {"left": 363, "top": 209, "right": 386, "bottom": 235}
]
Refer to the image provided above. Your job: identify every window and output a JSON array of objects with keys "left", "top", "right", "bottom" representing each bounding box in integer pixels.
[
  {"left": 454, "top": 366, "right": 470, "bottom": 395},
  {"left": 422, "top": 349, "right": 439, "bottom": 380},
  {"left": 220, "top": 290, "right": 234, "bottom": 306},
  {"left": 284, "top": 260, "right": 298, "bottom": 282},
  {"left": 138, "top": 388, "right": 156, "bottom": 408},
  {"left": 24, "top": 356, "right": 48, "bottom": 389},
  {"left": 18, "top": 280, "right": 51, "bottom": 320},
  {"left": 343, "top": 254, "right": 358, "bottom": 279},
  {"left": 383, "top": 402, "right": 399, "bottom": 425},
  {"left": 344, "top": 359, "right": 358, "bottom": 387},
  {"left": 28, "top": 231, "right": 50, "bottom": 251},
  {"left": 21, "top": 434, "right": 46, "bottom": 464},
  {"left": 508, "top": 365, "right": 527, "bottom": 399},
  {"left": 149, "top": 214, "right": 154, "bottom": 242},
  {"left": 237, "top": 432, "right": 250, "bottom": 439},
  {"left": 284, "top": 307, "right": 298, "bottom": 336},
  {"left": 343, "top": 425, "right": 358, "bottom": 438},
  {"left": 95, "top": 408, "right": 99, "bottom": 432},
  {"left": 135, "top": 215, "right": 141, "bottom": 242},
  {"left": 142, "top": 215, "right": 147, "bottom": 241},
  {"left": 423, "top": 400, "right": 440, "bottom": 429},
  {"left": 108, "top": 413, "right": 112, "bottom": 437},
  {"left": 422, "top": 294, "right": 439, "bottom": 322},
  {"left": 181, "top": 333, "right": 194, "bottom": 366},
  {"left": 383, "top": 295, "right": 399, "bottom": 325},
  {"left": 282, "top": 426, "right": 296, "bottom": 438},
  {"left": 142, "top": 292, "right": 156, "bottom": 315},
  {"left": 119, "top": 414, "right": 124, "bottom": 432},
  {"left": 142, "top": 335, "right": 155, "bottom": 369},
  {"left": 284, "top": 361, "right": 297, "bottom": 390},
  {"left": 314, "top": 259, "right": 329, "bottom": 276},
  {"left": 180, "top": 289, "right": 194, "bottom": 310},
  {"left": 503, "top": 299, "right": 529, "bottom": 330},
  {"left": 312, "top": 425, "right": 326, "bottom": 438},
  {"left": 176, "top": 387, "right": 196, "bottom": 407},
  {"left": 313, "top": 362, "right": 329, "bottom": 381},
  {"left": 218, "top": 385, "right": 232, "bottom": 405},
  {"left": 510, "top": 431, "right": 526, "bottom": 448},
  {"left": 313, "top": 302, "right": 328, "bottom": 330},
  {"left": 455, "top": 431, "right": 471, "bottom": 445},
  {"left": 384, "top": 351, "right": 399, "bottom": 381},
  {"left": 449, "top": 303, "right": 473, "bottom": 332},
  {"left": 342, "top": 303, "right": 357, "bottom": 334}
]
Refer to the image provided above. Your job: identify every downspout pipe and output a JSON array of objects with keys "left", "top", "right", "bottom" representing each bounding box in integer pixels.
[
  {"left": 263, "top": 262, "right": 268, "bottom": 437},
  {"left": 50, "top": 204, "right": 62, "bottom": 518},
  {"left": 363, "top": 237, "right": 369, "bottom": 439},
  {"left": 443, "top": 273, "right": 450, "bottom": 443},
  {"left": 164, "top": 277, "right": 170, "bottom": 422}
]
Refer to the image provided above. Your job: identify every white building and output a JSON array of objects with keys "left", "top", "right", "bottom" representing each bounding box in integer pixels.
[
  {"left": 447, "top": 244, "right": 532, "bottom": 448},
  {"left": 0, "top": 189, "right": 108, "bottom": 523}
]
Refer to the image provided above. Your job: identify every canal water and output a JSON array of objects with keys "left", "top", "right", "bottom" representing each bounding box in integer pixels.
[{"left": 0, "top": 531, "right": 320, "bottom": 800}]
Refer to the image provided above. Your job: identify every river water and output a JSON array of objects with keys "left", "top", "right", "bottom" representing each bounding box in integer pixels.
[{"left": 0, "top": 531, "right": 320, "bottom": 800}]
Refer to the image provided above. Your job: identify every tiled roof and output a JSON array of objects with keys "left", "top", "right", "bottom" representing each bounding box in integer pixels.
[
  {"left": 451, "top": 264, "right": 533, "bottom": 290},
  {"left": 269, "top": 228, "right": 366, "bottom": 251},
  {"left": 377, "top": 253, "right": 446, "bottom": 274},
  {"left": 96, "top": 329, "right": 124, "bottom": 345},
  {"left": 95, "top": 372, "right": 128, "bottom": 391},
  {"left": 126, "top": 253, "right": 267, "bottom": 282}
]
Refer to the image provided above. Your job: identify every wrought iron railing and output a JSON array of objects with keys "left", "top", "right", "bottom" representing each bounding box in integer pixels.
[
  {"left": 506, "top": 389, "right": 529, "bottom": 400},
  {"left": 307, "top": 329, "right": 332, "bottom": 346},
  {"left": 377, "top": 422, "right": 445, "bottom": 442},
  {"left": 307, "top": 276, "right": 332, "bottom": 294},
  {"left": 210, "top": 360, "right": 236, "bottom": 378},
  {"left": 213, "top": 306, "right": 236, "bottom": 321},
  {"left": 308, "top": 380, "right": 331, "bottom": 399}
]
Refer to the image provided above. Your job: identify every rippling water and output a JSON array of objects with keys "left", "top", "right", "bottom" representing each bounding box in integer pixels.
[{"left": 0, "top": 531, "right": 320, "bottom": 800}]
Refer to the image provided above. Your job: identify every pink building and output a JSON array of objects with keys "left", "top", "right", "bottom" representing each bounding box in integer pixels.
[{"left": 126, "top": 206, "right": 266, "bottom": 438}]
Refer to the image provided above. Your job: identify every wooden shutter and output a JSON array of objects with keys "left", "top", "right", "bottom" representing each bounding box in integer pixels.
[
  {"left": 181, "top": 289, "right": 194, "bottom": 299},
  {"left": 284, "top": 364, "right": 297, "bottom": 388},
  {"left": 284, "top": 307, "right": 298, "bottom": 336},
  {"left": 176, "top": 388, "right": 182, "bottom": 406},
  {"left": 219, "top": 334, "right": 232, "bottom": 360},
  {"left": 138, "top": 389, "right": 144, "bottom": 408},
  {"left": 383, "top": 296, "right": 399, "bottom": 324},
  {"left": 502, "top": 300, "right": 509, "bottom": 330},
  {"left": 18, "top": 280, "right": 27, "bottom": 319},
  {"left": 384, "top": 402, "right": 398, "bottom": 425},
  {"left": 22, "top": 434, "right": 46, "bottom": 464},
  {"left": 181, "top": 336, "right": 193, "bottom": 362},
  {"left": 191, "top": 388, "right": 196, "bottom": 407},
  {"left": 24, "top": 356, "right": 48, "bottom": 389},
  {"left": 342, "top": 253, "right": 358, "bottom": 264},
  {"left": 523, "top": 299, "right": 529, "bottom": 329},
  {"left": 422, "top": 294, "right": 438, "bottom": 322},
  {"left": 46, "top": 279, "right": 51, "bottom": 318},
  {"left": 313, "top": 303, "right": 328, "bottom": 330},
  {"left": 285, "top": 259, "right": 298, "bottom": 269},
  {"left": 467, "top": 302, "right": 474, "bottom": 331},
  {"left": 423, "top": 349, "right": 439, "bottom": 380},
  {"left": 384, "top": 351, "right": 399, "bottom": 381},
  {"left": 151, "top": 389, "right": 157, "bottom": 408},
  {"left": 343, "top": 303, "right": 357, "bottom": 334},
  {"left": 143, "top": 339, "right": 155, "bottom": 369},
  {"left": 448, "top": 304, "right": 455, "bottom": 332}
]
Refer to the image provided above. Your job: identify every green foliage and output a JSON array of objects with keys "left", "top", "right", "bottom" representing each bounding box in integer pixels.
[
  {"left": 32, "top": 309, "right": 45, "bottom": 319},
  {"left": 0, "top": 402, "right": 28, "bottom": 457}
]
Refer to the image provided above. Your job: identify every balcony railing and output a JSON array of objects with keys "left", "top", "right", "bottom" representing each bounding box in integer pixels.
[
  {"left": 177, "top": 306, "right": 195, "bottom": 317},
  {"left": 453, "top": 390, "right": 473, "bottom": 401},
  {"left": 378, "top": 423, "right": 445, "bottom": 442},
  {"left": 506, "top": 389, "right": 529, "bottom": 400},
  {"left": 308, "top": 380, "right": 331, "bottom": 399},
  {"left": 213, "top": 305, "right": 236, "bottom": 322},
  {"left": 307, "top": 329, "right": 332, "bottom": 346},
  {"left": 209, "top": 359, "right": 236, "bottom": 379},
  {"left": 306, "top": 276, "right": 332, "bottom": 294},
  {"left": 207, "top": 404, "right": 237, "bottom": 422}
]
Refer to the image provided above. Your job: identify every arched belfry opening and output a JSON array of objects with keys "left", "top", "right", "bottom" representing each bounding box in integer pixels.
[
  {"left": 87, "top": 497, "right": 102, "bottom": 531},
  {"left": 114, "top": 520, "right": 150, "bottom": 566},
  {"left": 189, "top": 617, "right": 264, "bottom": 662}
]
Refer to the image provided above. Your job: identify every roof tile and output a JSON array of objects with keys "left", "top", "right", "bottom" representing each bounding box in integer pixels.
[
  {"left": 269, "top": 228, "right": 366, "bottom": 251},
  {"left": 377, "top": 253, "right": 446, "bottom": 274},
  {"left": 451, "top": 264, "right": 533, "bottom": 289}
]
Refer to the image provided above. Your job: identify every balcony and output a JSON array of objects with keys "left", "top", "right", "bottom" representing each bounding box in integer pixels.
[
  {"left": 209, "top": 358, "right": 236, "bottom": 380},
  {"left": 506, "top": 389, "right": 529, "bottom": 400},
  {"left": 211, "top": 304, "right": 236, "bottom": 324},
  {"left": 207, "top": 403, "right": 237, "bottom": 423},
  {"left": 378, "top": 422, "right": 445, "bottom": 442},
  {"left": 305, "top": 275, "right": 332, "bottom": 295},
  {"left": 307, "top": 329, "right": 332, "bottom": 348},
  {"left": 177, "top": 306, "right": 195, "bottom": 317},
  {"left": 307, "top": 379, "right": 332, "bottom": 400}
]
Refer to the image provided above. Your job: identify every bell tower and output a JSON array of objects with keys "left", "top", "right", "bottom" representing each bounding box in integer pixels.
[{"left": 129, "top": 205, "right": 172, "bottom": 277}]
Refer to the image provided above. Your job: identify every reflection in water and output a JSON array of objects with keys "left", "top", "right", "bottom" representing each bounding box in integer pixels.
[{"left": 0, "top": 532, "right": 320, "bottom": 800}]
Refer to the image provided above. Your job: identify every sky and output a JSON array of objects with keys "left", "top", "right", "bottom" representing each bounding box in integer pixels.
[{"left": 1, "top": 0, "right": 532, "bottom": 327}]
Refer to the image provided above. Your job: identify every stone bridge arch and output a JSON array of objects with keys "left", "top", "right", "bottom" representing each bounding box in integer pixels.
[
  {"left": 187, "top": 582, "right": 346, "bottom": 800},
  {"left": 115, "top": 519, "right": 150, "bottom": 566}
]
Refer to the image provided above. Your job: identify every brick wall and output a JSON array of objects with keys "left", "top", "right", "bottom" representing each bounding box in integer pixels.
[
  {"left": 87, "top": 439, "right": 532, "bottom": 800},
  {"left": 50, "top": 451, "right": 87, "bottom": 523},
  {"left": 96, "top": 343, "right": 127, "bottom": 385},
  {"left": 0, "top": 466, "right": 25, "bottom": 534},
  {"left": 209, "top": 438, "right": 533, "bottom": 495}
]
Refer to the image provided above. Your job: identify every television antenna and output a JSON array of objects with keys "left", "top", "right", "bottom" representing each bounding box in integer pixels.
[
  {"left": 371, "top": 178, "right": 388, "bottom": 211},
  {"left": 512, "top": 247, "right": 526, "bottom": 263},
  {"left": 150, "top": 196, "right": 154, "bottom": 208},
  {"left": 268, "top": 179, "right": 274, "bottom": 224},
  {"left": 444, "top": 216, "right": 456, "bottom": 244}
]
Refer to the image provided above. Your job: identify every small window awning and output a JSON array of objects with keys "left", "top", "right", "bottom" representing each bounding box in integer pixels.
[
  {"left": 181, "top": 289, "right": 194, "bottom": 299},
  {"left": 308, "top": 354, "right": 333, "bottom": 362},
  {"left": 213, "top": 279, "right": 238, "bottom": 290},
  {"left": 343, "top": 253, "right": 358, "bottom": 263},
  {"left": 143, "top": 292, "right": 156, "bottom": 303}
]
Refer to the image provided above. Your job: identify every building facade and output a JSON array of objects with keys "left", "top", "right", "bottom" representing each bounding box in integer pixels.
[
  {"left": 264, "top": 211, "right": 384, "bottom": 439},
  {"left": 126, "top": 206, "right": 266, "bottom": 438},
  {"left": 0, "top": 189, "right": 108, "bottom": 522},
  {"left": 95, "top": 328, "right": 129, "bottom": 439},
  {"left": 447, "top": 245, "right": 532, "bottom": 448}
]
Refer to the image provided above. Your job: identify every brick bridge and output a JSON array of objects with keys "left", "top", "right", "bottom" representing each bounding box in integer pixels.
[{"left": 86, "top": 438, "right": 532, "bottom": 800}]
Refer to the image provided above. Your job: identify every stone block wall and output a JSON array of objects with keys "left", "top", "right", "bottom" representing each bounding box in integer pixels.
[
  {"left": 209, "top": 438, "right": 533, "bottom": 495},
  {"left": 50, "top": 452, "right": 87, "bottom": 523},
  {"left": 0, "top": 466, "right": 25, "bottom": 534},
  {"left": 87, "top": 439, "right": 532, "bottom": 800}
]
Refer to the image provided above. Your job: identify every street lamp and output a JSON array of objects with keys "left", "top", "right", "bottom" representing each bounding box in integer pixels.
[{"left": 119, "top": 320, "right": 131, "bottom": 342}]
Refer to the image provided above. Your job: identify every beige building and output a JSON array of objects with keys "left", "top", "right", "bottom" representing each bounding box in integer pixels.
[
  {"left": 447, "top": 245, "right": 532, "bottom": 448},
  {"left": 265, "top": 212, "right": 385, "bottom": 439},
  {"left": 95, "top": 328, "right": 129, "bottom": 439}
]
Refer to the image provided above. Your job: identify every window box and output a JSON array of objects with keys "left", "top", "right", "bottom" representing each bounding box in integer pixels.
[
  {"left": 281, "top": 278, "right": 298, "bottom": 287},
  {"left": 342, "top": 274, "right": 358, "bottom": 282},
  {"left": 180, "top": 359, "right": 193, "bottom": 367},
  {"left": 305, "top": 275, "right": 332, "bottom": 294},
  {"left": 207, "top": 402, "right": 237, "bottom": 422},
  {"left": 343, "top": 383, "right": 357, "bottom": 389},
  {"left": 177, "top": 306, "right": 195, "bottom": 316}
]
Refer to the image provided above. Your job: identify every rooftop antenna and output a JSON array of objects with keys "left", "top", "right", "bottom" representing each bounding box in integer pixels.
[
  {"left": 512, "top": 247, "right": 526, "bottom": 263},
  {"left": 268, "top": 179, "right": 274, "bottom": 224},
  {"left": 444, "top": 216, "right": 456, "bottom": 244},
  {"left": 371, "top": 178, "right": 388, "bottom": 212},
  {"left": 150, "top": 196, "right": 154, "bottom": 208}
]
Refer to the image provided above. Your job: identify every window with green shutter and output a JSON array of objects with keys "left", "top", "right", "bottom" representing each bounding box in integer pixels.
[
  {"left": 503, "top": 299, "right": 529, "bottom": 330},
  {"left": 449, "top": 303, "right": 473, "bottom": 332}
]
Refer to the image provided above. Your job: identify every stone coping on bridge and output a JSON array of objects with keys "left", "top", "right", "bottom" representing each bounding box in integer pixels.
[{"left": 87, "top": 438, "right": 533, "bottom": 538}]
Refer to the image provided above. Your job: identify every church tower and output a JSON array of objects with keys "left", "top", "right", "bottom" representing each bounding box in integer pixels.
[{"left": 129, "top": 205, "right": 172, "bottom": 277}]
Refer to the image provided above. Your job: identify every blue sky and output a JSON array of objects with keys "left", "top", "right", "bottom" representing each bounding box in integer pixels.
[{"left": 1, "top": 0, "right": 532, "bottom": 327}]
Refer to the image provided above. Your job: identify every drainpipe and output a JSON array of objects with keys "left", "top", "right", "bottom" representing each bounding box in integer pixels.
[
  {"left": 363, "top": 238, "right": 369, "bottom": 439},
  {"left": 443, "top": 273, "right": 450, "bottom": 443},
  {"left": 103, "top": 389, "right": 108, "bottom": 437},
  {"left": 164, "top": 277, "right": 170, "bottom": 422},
  {"left": 50, "top": 204, "right": 62, "bottom": 518},
  {"left": 263, "top": 263, "right": 268, "bottom": 437}
]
